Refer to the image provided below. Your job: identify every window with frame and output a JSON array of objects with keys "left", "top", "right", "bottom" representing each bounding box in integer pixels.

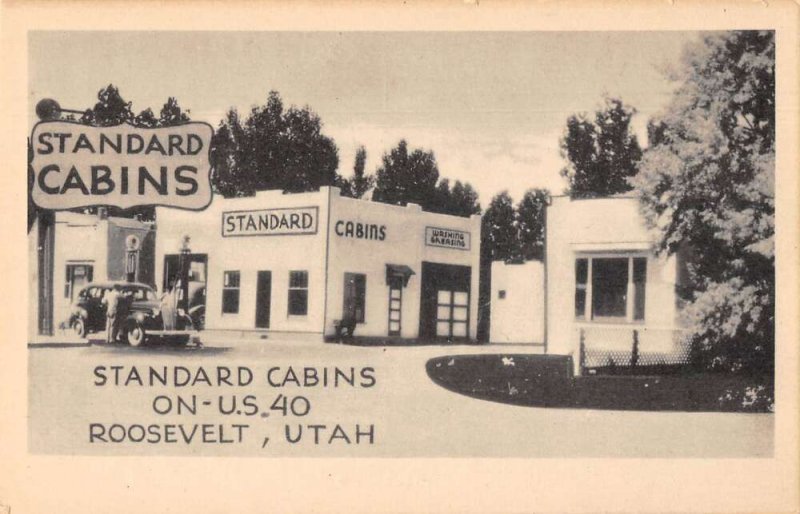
[
  {"left": 288, "top": 270, "right": 309, "bottom": 316},
  {"left": 222, "top": 271, "right": 240, "bottom": 314},
  {"left": 574, "top": 256, "right": 647, "bottom": 322}
]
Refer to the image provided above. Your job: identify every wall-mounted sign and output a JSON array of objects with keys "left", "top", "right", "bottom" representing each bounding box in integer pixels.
[
  {"left": 425, "top": 226, "right": 471, "bottom": 251},
  {"left": 334, "top": 219, "right": 387, "bottom": 241},
  {"left": 222, "top": 207, "right": 319, "bottom": 237},
  {"left": 30, "top": 121, "right": 214, "bottom": 211}
]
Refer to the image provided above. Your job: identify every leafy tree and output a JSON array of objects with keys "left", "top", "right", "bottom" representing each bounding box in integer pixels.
[
  {"left": 372, "top": 140, "right": 480, "bottom": 217},
  {"left": 449, "top": 181, "right": 481, "bottom": 217},
  {"left": 631, "top": 31, "right": 775, "bottom": 373},
  {"left": 338, "top": 146, "right": 374, "bottom": 199},
  {"left": 515, "top": 188, "right": 550, "bottom": 261},
  {"left": 159, "top": 97, "right": 190, "bottom": 126},
  {"left": 211, "top": 91, "right": 340, "bottom": 196},
  {"left": 79, "top": 84, "right": 134, "bottom": 127},
  {"left": 560, "top": 97, "right": 643, "bottom": 198},
  {"left": 372, "top": 140, "right": 439, "bottom": 208},
  {"left": 481, "top": 191, "right": 517, "bottom": 262}
]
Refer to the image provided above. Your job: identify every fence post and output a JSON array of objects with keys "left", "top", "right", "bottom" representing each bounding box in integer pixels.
[
  {"left": 631, "top": 329, "right": 639, "bottom": 368},
  {"left": 579, "top": 328, "right": 586, "bottom": 375}
]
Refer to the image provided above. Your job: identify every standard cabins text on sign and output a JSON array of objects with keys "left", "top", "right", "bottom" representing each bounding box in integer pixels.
[{"left": 30, "top": 121, "right": 214, "bottom": 211}]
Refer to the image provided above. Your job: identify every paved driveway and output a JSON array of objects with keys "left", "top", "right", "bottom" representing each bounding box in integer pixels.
[{"left": 28, "top": 335, "right": 773, "bottom": 457}]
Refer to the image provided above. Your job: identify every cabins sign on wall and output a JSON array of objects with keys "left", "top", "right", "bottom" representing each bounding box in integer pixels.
[{"left": 30, "top": 121, "right": 214, "bottom": 211}]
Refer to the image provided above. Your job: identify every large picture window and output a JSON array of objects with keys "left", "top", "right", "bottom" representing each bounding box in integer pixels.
[
  {"left": 222, "top": 271, "right": 240, "bottom": 314},
  {"left": 288, "top": 270, "right": 309, "bottom": 316},
  {"left": 575, "top": 256, "right": 647, "bottom": 322}
]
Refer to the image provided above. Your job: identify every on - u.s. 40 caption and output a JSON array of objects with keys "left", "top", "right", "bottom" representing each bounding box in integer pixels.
[{"left": 88, "top": 365, "right": 377, "bottom": 447}]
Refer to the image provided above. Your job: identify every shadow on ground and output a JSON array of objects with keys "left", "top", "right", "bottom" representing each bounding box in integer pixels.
[
  {"left": 426, "top": 354, "right": 774, "bottom": 413},
  {"left": 85, "top": 338, "right": 232, "bottom": 356}
]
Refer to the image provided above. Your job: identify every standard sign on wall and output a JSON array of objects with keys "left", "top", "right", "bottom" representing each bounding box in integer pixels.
[
  {"left": 222, "top": 207, "right": 319, "bottom": 237},
  {"left": 30, "top": 121, "right": 214, "bottom": 210},
  {"left": 425, "top": 226, "right": 471, "bottom": 250}
]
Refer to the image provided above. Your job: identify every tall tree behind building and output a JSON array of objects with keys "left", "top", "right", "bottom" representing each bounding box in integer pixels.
[
  {"left": 338, "top": 146, "right": 375, "bottom": 199},
  {"left": 481, "top": 191, "right": 517, "bottom": 262},
  {"left": 372, "top": 140, "right": 440, "bottom": 208},
  {"left": 631, "top": 31, "right": 774, "bottom": 373},
  {"left": 515, "top": 188, "right": 550, "bottom": 261},
  {"left": 372, "top": 139, "right": 480, "bottom": 217},
  {"left": 559, "top": 96, "right": 643, "bottom": 198},
  {"left": 211, "top": 91, "right": 340, "bottom": 197}
]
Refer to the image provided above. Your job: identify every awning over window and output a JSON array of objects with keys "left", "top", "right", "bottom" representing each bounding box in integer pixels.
[{"left": 385, "top": 264, "right": 415, "bottom": 287}]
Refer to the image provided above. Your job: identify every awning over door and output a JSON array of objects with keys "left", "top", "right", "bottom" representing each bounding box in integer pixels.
[{"left": 385, "top": 264, "right": 415, "bottom": 287}]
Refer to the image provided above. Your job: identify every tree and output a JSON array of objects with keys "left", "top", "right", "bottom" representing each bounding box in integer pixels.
[
  {"left": 515, "top": 188, "right": 550, "bottom": 261},
  {"left": 372, "top": 140, "right": 439, "bottom": 208},
  {"left": 631, "top": 31, "right": 775, "bottom": 373},
  {"left": 338, "top": 146, "right": 374, "bottom": 199},
  {"left": 372, "top": 140, "right": 480, "bottom": 217},
  {"left": 559, "top": 96, "right": 643, "bottom": 198},
  {"left": 449, "top": 181, "right": 481, "bottom": 217},
  {"left": 481, "top": 192, "right": 517, "bottom": 262},
  {"left": 211, "top": 91, "right": 340, "bottom": 197},
  {"left": 80, "top": 84, "right": 134, "bottom": 127}
]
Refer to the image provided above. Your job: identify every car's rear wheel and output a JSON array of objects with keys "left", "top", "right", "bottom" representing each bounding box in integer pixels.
[
  {"left": 72, "top": 318, "right": 86, "bottom": 339},
  {"left": 127, "top": 324, "right": 146, "bottom": 347}
]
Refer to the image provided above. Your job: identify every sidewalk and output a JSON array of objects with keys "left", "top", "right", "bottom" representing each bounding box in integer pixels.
[{"left": 28, "top": 332, "right": 94, "bottom": 348}]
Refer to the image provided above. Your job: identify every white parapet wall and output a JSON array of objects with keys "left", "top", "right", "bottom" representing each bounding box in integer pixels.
[{"left": 490, "top": 260, "right": 545, "bottom": 345}]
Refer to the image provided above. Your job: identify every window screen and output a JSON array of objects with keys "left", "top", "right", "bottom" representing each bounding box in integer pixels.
[
  {"left": 222, "top": 271, "right": 240, "bottom": 314},
  {"left": 288, "top": 270, "right": 308, "bottom": 316},
  {"left": 575, "top": 258, "right": 588, "bottom": 319},
  {"left": 633, "top": 257, "right": 647, "bottom": 321},
  {"left": 591, "top": 258, "right": 628, "bottom": 319}
]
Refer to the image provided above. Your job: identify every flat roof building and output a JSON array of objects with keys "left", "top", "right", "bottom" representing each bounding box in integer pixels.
[
  {"left": 489, "top": 195, "right": 690, "bottom": 373},
  {"left": 154, "top": 186, "right": 481, "bottom": 342},
  {"left": 28, "top": 211, "right": 155, "bottom": 338}
]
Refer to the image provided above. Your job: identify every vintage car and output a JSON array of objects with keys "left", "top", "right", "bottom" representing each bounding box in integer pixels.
[{"left": 68, "top": 282, "right": 194, "bottom": 346}]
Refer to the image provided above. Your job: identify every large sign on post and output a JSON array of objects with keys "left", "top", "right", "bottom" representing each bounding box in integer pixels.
[{"left": 30, "top": 121, "right": 214, "bottom": 211}]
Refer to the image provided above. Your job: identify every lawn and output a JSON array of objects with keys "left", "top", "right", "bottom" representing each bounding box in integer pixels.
[{"left": 426, "top": 354, "right": 774, "bottom": 413}]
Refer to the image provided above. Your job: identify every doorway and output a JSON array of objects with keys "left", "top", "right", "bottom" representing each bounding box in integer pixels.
[
  {"left": 65, "top": 263, "right": 94, "bottom": 304},
  {"left": 419, "top": 262, "right": 471, "bottom": 341},
  {"left": 255, "top": 271, "right": 272, "bottom": 329}
]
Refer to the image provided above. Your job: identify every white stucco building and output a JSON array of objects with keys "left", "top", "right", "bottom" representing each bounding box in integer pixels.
[
  {"left": 28, "top": 211, "right": 155, "bottom": 338},
  {"left": 154, "top": 186, "right": 481, "bottom": 342},
  {"left": 489, "top": 195, "right": 689, "bottom": 372},
  {"left": 489, "top": 260, "right": 545, "bottom": 345}
]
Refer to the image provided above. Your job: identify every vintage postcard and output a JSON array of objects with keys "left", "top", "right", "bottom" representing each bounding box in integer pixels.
[{"left": 1, "top": 1, "right": 798, "bottom": 513}]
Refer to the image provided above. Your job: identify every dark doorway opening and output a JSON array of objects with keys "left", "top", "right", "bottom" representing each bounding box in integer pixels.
[
  {"left": 419, "top": 262, "right": 471, "bottom": 341},
  {"left": 163, "top": 253, "right": 208, "bottom": 329},
  {"left": 256, "top": 271, "right": 272, "bottom": 329}
]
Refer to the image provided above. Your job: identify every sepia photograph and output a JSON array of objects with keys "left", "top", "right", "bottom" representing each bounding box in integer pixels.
[
  {"left": 26, "top": 29, "right": 776, "bottom": 457},
  {"left": 2, "top": 2, "right": 798, "bottom": 512}
]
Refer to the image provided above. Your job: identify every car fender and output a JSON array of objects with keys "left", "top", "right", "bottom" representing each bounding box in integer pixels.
[{"left": 69, "top": 307, "right": 88, "bottom": 324}]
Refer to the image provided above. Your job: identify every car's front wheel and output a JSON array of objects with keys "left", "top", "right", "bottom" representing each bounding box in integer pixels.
[
  {"left": 126, "top": 323, "right": 146, "bottom": 347},
  {"left": 72, "top": 318, "right": 86, "bottom": 339}
]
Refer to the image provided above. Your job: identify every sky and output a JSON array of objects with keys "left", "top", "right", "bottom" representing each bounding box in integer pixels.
[{"left": 29, "top": 31, "right": 699, "bottom": 205}]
